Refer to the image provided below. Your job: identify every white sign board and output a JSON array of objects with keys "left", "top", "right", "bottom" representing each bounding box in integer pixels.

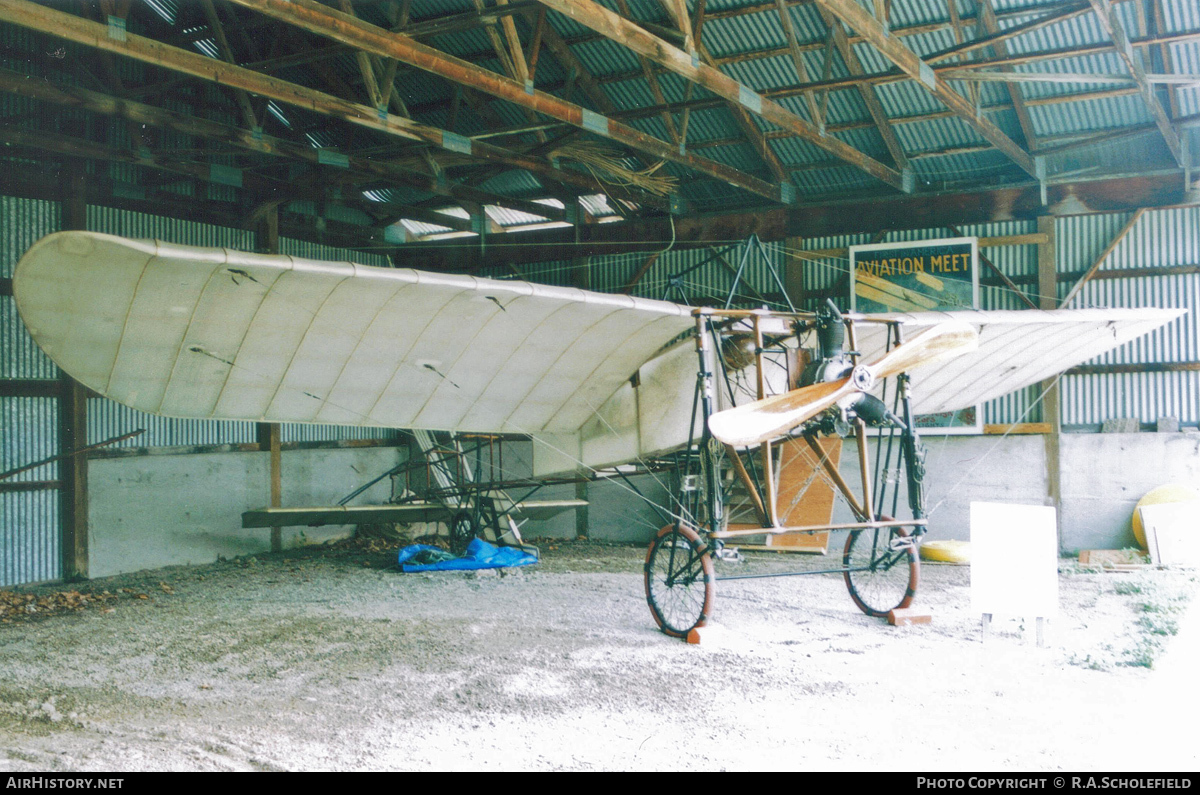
[
  {"left": 971, "top": 501, "right": 1058, "bottom": 618},
  {"left": 1141, "top": 501, "right": 1200, "bottom": 567}
]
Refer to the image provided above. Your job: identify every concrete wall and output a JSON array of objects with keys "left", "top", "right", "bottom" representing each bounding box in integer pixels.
[
  {"left": 88, "top": 446, "right": 402, "bottom": 578},
  {"left": 1059, "top": 432, "right": 1200, "bottom": 553},
  {"left": 86, "top": 431, "right": 1200, "bottom": 578}
]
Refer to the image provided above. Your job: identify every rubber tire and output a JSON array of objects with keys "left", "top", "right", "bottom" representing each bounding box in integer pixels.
[
  {"left": 843, "top": 521, "right": 919, "bottom": 618},
  {"left": 645, "top": 523, "right": 715, "bottom": 638}
]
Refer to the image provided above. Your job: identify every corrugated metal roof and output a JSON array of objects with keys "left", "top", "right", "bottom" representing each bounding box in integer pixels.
[
  {"left": 791, "top": 162, "right": 878, "bottom": 194},
  {"left": 700, "top": 10, "right": 788, "bottom": 61}
]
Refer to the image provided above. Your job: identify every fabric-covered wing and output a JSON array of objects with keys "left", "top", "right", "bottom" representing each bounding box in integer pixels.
[
  {"left": 854, "top": 308, "right": 1185, "bottom": 414},
  {"left": 14, "top": 232, "right": 695, "bottom": 434}
]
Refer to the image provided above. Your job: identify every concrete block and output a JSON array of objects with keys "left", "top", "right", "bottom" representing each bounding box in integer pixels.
[
  {"left": 1157, "top": 417, "right": 1181, "bottom": 433},
  {"left": 1102, "top": 418, "right": 1141, "bottom": 433}
]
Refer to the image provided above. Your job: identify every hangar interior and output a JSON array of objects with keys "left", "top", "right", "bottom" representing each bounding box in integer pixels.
[{"left": 2, "top": 0, "right": 1200, "bottom": 587}]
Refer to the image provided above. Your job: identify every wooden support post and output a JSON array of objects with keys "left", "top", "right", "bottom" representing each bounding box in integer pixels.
[
  {"left": 568, "top": 202, "right": 591, "bottom": 540},
  {"left": 568, "top": 201, "right": 590, "bottom": 291},
  {"left": 256, "top": 423, "right": 283, "bottom": 552},
  {"left": 575, "top": 479, "right": 588, "bottom": 540},
  {"left": 783, "top": 236, "right": 805, "bottom": 307},
  {"left": 59, "top": 164, "right": 88, "bottom": 580},
  {"left": 1037, "top": 215, "right": 1062, "bottom": 549},
  {"left": 256, "top": 208, "right": 283, "bottom": 552}
]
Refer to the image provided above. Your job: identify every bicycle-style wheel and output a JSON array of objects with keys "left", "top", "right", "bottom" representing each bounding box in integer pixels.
[
  {"left": 843, "top": 522, "right": 919, "bottom": 618},
  {"left": 645, "top": 523, "right": 715, "bottom": 637}
]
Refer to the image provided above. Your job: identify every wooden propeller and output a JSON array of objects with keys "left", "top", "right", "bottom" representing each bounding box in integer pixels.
[{"left": 707, "top": 321, "right": 978, "bottom": 447}]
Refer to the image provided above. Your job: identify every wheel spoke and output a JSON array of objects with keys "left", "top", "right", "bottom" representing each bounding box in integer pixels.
[
  {"left": 843, "top": 524, "right": 919, "bottom": 618},
  {"left": 645, "top": 524, "right": 715, "bottom": 637}
]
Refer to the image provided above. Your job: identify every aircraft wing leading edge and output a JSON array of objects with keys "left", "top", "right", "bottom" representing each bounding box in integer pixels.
[
  {"left": 14, "top": 233, "right": 1184, "bottom": 479},
  {"left": 14, "top": 232, "right": 695, "bottom": 437}
]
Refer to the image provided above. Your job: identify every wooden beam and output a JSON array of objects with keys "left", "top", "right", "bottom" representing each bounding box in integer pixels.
[
  {"left": 60, "top": 166, "right": 88, "bottom": 581},
  {"left": 0, "top": 0, "right": 630, "bottom": 212},
  {"left": 650, "top": 0, "right": 786, "bottom": 180},
  {"left": 400, "top": 0, "right": 540, "bottom": 39},
  {"left": 222, "top": 0, "right": 782, "bottom": 202},
  {"left": 0, "top": 481, "right": 60, "bottom": 494},
  {"left": 0, "top": 378, "right": 60, "bottom": 398},
  {"left": 407, "top": 27, "right": 1200, "bottom": 137},
  {"left": 244, "top": 42, "right": 349, "bottom": 72},
  {"left": 1150, "top": 0, "right": 1181, "bottom": 121},
  {"left": 622, "top": 252, "right": 661, "bottom": 293},
  {"left": 614, "top": 0, "right": 683, "bottom": 147},
  {"left": 926, "top": 0, "right": 1095, "bottom": 66},
  {"left": 254, "top": 206, "right": 284, "bottom": 552},
  {"left": 1086, "top": 263, "right": 1200, "bottom": 280},
  {"left": 338, "top": 0, "right": 384, "bottom": 106},
  {"left": 1087, "top": 0, "right": 1182, "bottom": 165},
  {"left": 1059, "top": 207, "right": 1146, "bottom": 307},
  {"left": 977, "top": 0, "right": 1039, "bottom": 151},
  {"left": 200, "top": 0, "right": 260, "bottom": 129},
  {"left": 815, "top": 0, "right": 1038, "bottom": 179},
  {"left": 532, "top": 0, "right": 906, "bottom": 191},
  {"left": 1037, "top": 214, "right": 1061, "bottom": 546},
  {"left": 984, "top": 422, "right": 1053, "bottom": 435},
  {"left": 815, "top": 6, "right": 909, "bottom": 169},
  {"left": 391, "top": 171, "right": 1192, "bottom": 270},
  {"left": 0, "top": 61, "right": 569, "bottom": 223}
]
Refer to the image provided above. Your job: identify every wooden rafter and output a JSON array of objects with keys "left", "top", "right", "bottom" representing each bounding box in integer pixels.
[
  {"left": 0, "top": 66, "right": 567, "bottom": 222},
  {"left": 200, "top": 0, "right": 260, "bottom": 128},
  {"left": 925, "top": 1, "right": 1095, "bottom": 66},
  {"left": 469, "top": 0, "right": 544, "bottom": 144},
  {"left": 944, "top": 0, "right": 982, "bottom": 113},
  {"left": 0, "top": 0, "right": 661, "bottom": 212},
  {"left": 1150, "top": 0, "right": 1181, "bottom": 120},
  {"left": 976, "top": 0, "right": 1039, "bottom": 151},
  {"left": 1087, "top": 0, "right": 1182, "bottom": 165},
  {"left": 386, "top": 172, "right": 1189, "bottom": 271},
  {"left": 221, "top": 0, "right": 784, "bottom": 203},
  {"left": 613, "top": 0, "right": 683, "bottom": 146},
  {"left": 776, "top": 0, "right": 826, "bottom": 126},
  {"left": 532, "top": 0, "right": 907, "bottom": 191},
  {"left": 814, "top": 0, "right": 1039, "bottom": 179},
  {"left": 667, "top": 0, "right": 788, "bottom": 181},
  {"left": 814, "top": 7, "right": 909, "bottom": 170}
]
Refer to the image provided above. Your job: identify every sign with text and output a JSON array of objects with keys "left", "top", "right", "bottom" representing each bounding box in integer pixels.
[{"left": 850, "top": 237, "right": 981, "bottom": 433}]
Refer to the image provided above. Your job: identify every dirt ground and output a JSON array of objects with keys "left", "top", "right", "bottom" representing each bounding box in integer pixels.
[{"left": 0, "top": 536, "right": 1197, "bottom": 772}]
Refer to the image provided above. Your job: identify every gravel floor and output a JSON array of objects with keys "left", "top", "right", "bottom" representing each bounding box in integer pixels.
[{"left": 1, "top": 537, "right": 1197, "bottom": 772}]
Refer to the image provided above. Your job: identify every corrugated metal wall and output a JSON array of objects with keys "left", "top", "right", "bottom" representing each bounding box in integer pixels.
[
  {"left": 2, "top": 196, "right": 61, "bottom": 586},
  {"left": 1059, "top": 207, "right": 1200, "bottom": 426},
  {"left": 1, "top": 197, "right": 399, "bottom": 585}
]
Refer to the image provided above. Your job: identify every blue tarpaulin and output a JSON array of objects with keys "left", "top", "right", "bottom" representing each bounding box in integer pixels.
[{"left": 397, "top": 538, "right": 539, "bottom": 573}]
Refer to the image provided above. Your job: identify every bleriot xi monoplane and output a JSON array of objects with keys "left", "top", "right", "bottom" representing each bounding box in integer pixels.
[{"left": 13, "top": 232, "right": 1182, "bottom": 637}]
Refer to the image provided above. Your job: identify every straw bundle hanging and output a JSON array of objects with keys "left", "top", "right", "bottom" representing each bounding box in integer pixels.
[{"left": 549, "top": 142, "right": 677, "bottom": 196}]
